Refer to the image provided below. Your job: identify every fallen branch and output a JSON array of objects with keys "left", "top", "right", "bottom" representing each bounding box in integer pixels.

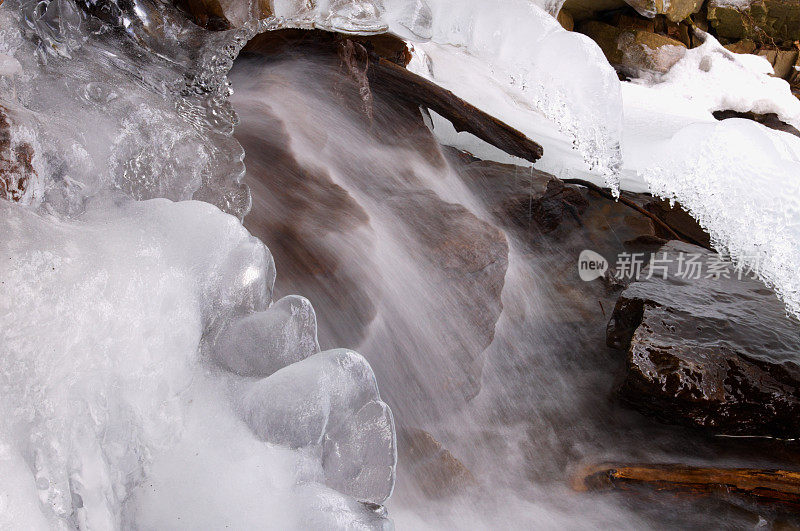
[
  {"left": 574, "top": 463, "right": 800, "bottom": 511},
  {"left": 561, "top": 178, "right": 710, "bottom": 249},
  {"left": 366, "top": 52, "right": 544, "bottom": 165}
]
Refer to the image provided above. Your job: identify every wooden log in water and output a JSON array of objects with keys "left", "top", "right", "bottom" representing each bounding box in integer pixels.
[{"left": 574, "top": 463, "right": 800, "bottom": 510}]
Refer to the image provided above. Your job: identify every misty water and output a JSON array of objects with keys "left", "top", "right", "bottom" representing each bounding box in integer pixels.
[{"left": 3, "top": 0, "right": 800, "bottom": 528}]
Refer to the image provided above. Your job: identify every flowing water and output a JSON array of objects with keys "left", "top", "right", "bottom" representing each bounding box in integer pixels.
[
  {"left": 3, "top": 0, "right": 800, "bottom": 527},
  {"left": 230, "top": 47, "right": 798, "bottom": 528}
]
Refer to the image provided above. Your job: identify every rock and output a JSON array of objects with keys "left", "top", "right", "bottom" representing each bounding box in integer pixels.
[
  {"left": 0, "top": 104, "right": 36, "bottom": 203},
  {"left": 579, "top": 21, "right": 687, "bottom": 74},
  {"left": 397, "top": 428, "right": 475, "bottom": 498},
  {"left": 724, "top": 38, "right": 758, "bottom": 54},
  {"left": 643, "top": 198, "right": 712, "bottom": 247},
  {"left": 561, "top": 0, "right": 628, "bottom": 21},
  {"left": 624, "top": 0, "right": 704, "bottom": 22},
  {"left": 233, "top": 36, "right": 509, "bottom": 424},
  {"left": 575, "top": 463, "right": 800, "bottom": 512},
  {"left": 713, "top": 109, "right": 800, "bottom": 137},
  {"left": 708, "top": 0, "right": 800, "bottom": 45},
  {"left": 613, "top": 12, "right": 657, "bottom": 32},
  {"left": 607, "top": 240, "right": 800, "bottom": 438},
  {"left": 557, "top": 8, "right": 575, "bottom": 31},
  {"left": 757, "top": 47, "right": 800, "bottom": 78},
  {"left": 175, "top": 0, "right": 272, "bottom": 29}
]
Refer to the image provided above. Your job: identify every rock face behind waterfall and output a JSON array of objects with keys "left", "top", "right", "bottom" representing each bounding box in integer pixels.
[
  {"left": 607, "top": 241, "right": 800, "bottom": 438},
  {"left": 232, "top": 36, "right": 509, "bottom": 424}
]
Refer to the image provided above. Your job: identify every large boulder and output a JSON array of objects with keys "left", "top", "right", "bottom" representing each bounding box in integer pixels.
[
  {"left": 708, "top": 0, "right": 800, "bottom": 45},
  {"left": 579, "top": 21, "right": 687, "bottom": 74},
  {"left": 232, "top": 35, "right": 509, "bottom": 424},
  {"left": 607, "top": 241, "right": 800, "bottom": 438}
]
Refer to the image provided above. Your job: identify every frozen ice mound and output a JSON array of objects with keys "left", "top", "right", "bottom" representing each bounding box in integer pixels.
[
  {"left": 210, "top": 294, "right": 319, "bottom": 376},
  {"left": 642, "top": 118, "right": 800, "bottom": 320},
  {"left": 0, "top": 196, "right": 396, "bottom": 526},
  {"left": 241, "top": 349, "right": 397, "bottom": 504}
]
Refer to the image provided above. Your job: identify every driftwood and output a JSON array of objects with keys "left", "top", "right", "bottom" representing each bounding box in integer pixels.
[
  {"left": 366, "top": 52, "right": 544, "bottom": 165},
  {"left": 574, "top": 463, "right": 800, "bottom": 510}
]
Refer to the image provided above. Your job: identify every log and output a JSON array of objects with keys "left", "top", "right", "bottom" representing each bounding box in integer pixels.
[
  {"left": 242, "top": 29, "right": 544, "bottom": 165},
  {"left": 366, "top": 52, "right": 544, "bottom": 165},
  {"left": 574, "top": 463, "right": 800, "bottom": 510}
]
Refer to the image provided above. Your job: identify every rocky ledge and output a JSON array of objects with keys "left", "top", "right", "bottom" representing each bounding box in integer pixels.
[{"left": 607, "top": 240, "right": 800, "bottom": 438}]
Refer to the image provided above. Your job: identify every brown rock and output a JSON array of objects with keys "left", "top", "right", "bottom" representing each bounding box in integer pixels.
[
  {"left": 398, "top": 428, "right": 476, "bottom": 498},
  {"left": 557, "top": 8, "right": 575, "bottom": 31},
  {"left": 607, "top": 240, "right": 800, "bottom": 438},
  {"left": 724, "top": 38, "right": 758, "bottom": 54},
  {"left": 580, "top": 20, "right": 687, "bottom": 74},
  {"left": 233, "top": 36, "right": 509, "bottom": 423},
  {"left": 757, "top": 47, "right": 800, "bottom": 78},
  {"left": 624, "top": 0, "right": 704, "bottom": 22},
  {"left": 708, "top": 0, "right": 800, "bottom": 45},
  {"left": 643, "top": 198, "right": 711, "bottom": 247},
  {"left": 0, "top": 104, "right": 36, "bottom": 203}
]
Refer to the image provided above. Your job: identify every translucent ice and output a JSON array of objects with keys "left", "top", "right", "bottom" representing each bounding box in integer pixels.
[
  {"left": 210, "top": 295, "right": 320, "bottom": 377},
  {"left": 241, "top": 349, "right": 397, "bottom": 503}
]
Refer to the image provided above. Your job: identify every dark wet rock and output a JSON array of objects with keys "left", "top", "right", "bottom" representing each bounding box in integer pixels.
[
  {"left": 713, "top": 110, "right": 800, "bottom": 138},
  {"left": 232, "top": 41, "right": 508, "bottom": 424},
  {"left": 245, "top": 29, "right": 413, "bottom": 67},
  {"left": 0, "top": 104, "right": 36, "bottom": 203},
  {"left": 397, "top": 428, "right": 475, "bottom": 498},
  {"left": 607, "top": 240, "right": 800, "bottom": 438},
  {"left": 643, "top": 198, "right": 712, "bottom": 248},
  {"left": 561, "top": 0, "right": 629, "bottom": 21}
]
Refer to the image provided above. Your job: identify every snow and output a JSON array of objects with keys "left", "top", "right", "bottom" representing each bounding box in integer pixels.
[
  {"left": 401, "top": 0, "right": 624, "bottom": 181},
  {"left": 405, "top": 19, "right": 800, "bottom": 318},
  {"left": 632, "top": 32, "right": 800, "bottom": 128}
]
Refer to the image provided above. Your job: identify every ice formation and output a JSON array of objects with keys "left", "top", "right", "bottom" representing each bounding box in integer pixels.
[
  {"left": 401, "top": 0, "right": 624, "bottom": 181},
  {"left": 619, "top": 30, "right": 800, "bottom": 318},
  {"left": 0, "top": 0, "right": 397, "bottom": 526},
  {"left": 4, "top": 0, "right": 800, "bottom": 526}
]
